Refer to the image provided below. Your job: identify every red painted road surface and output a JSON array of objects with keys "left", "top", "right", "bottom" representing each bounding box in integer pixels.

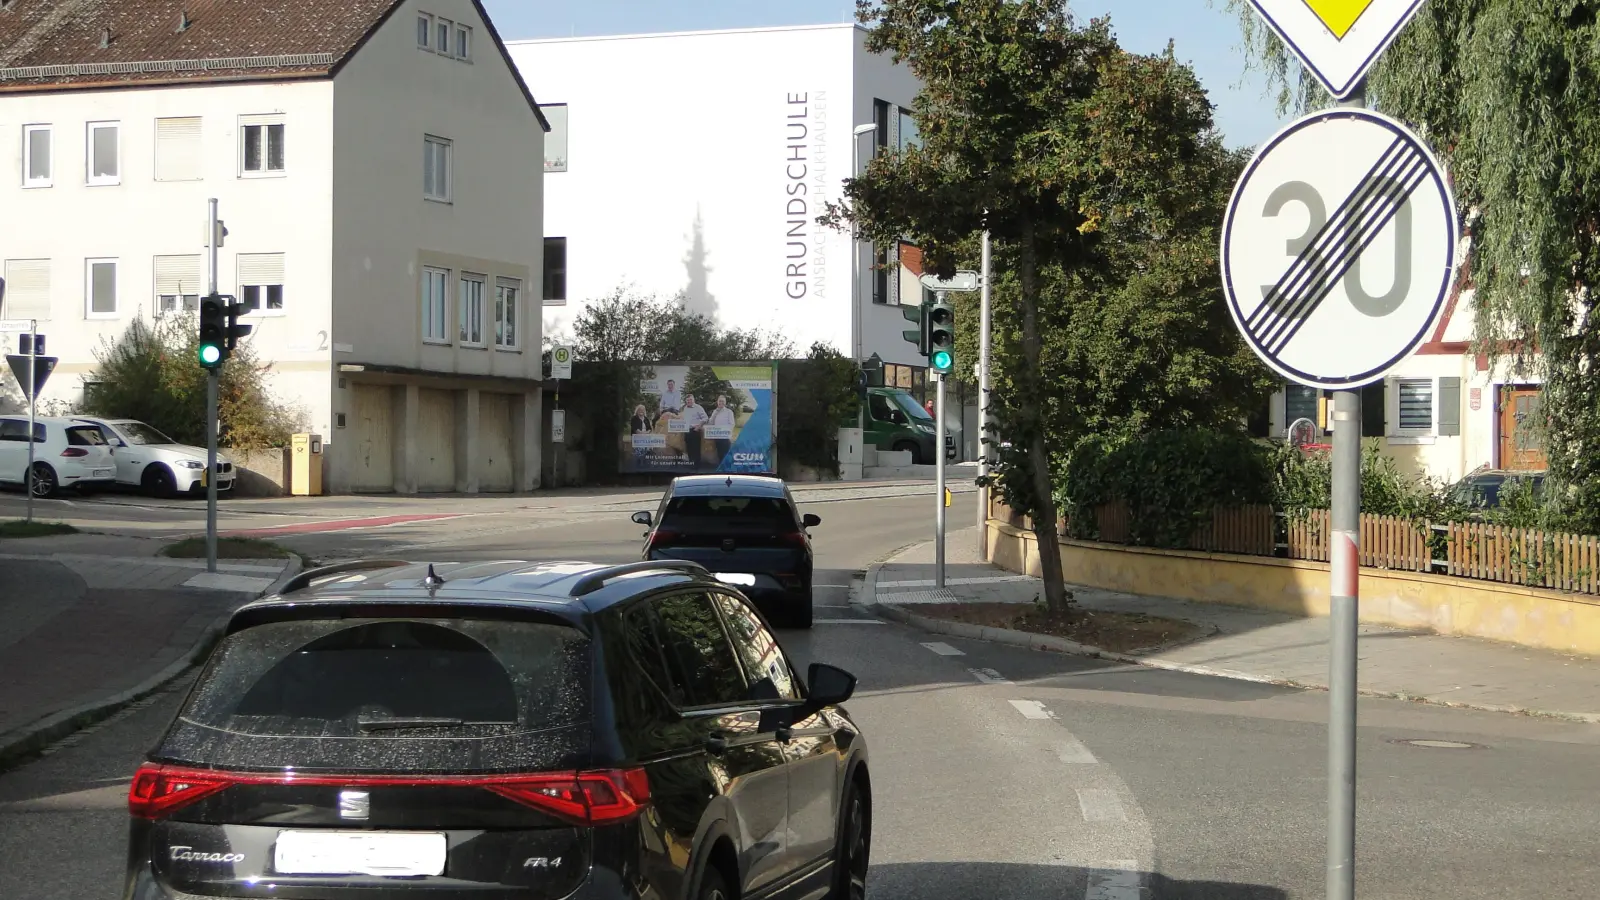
[{"left": 224, "top": 513, "right": 464, "bottom": 537}]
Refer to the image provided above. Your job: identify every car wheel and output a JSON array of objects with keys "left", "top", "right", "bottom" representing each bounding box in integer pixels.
[
  {"left": 29, "top": 463, "right": 59, "bottom": 498},
  {"left": 830, "top": 778, "right": 871, "bottom": 900},
  {"left": 893, "top": 441, "right": 923, "bottom": 465},
  {"left": 141, "top": 465, "right": 176, "bottom": 498},
  {"left": 697, "top": 865, "right": 732, "bottom": 900}
]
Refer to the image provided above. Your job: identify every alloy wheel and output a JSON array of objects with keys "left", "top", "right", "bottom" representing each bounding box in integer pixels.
[{"left": 29, "top": 463, "right": 57, "bottom": 498}]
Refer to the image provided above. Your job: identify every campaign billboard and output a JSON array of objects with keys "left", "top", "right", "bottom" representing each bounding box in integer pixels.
[{"left": 621, "top": 362, "right": 777, "bottom": 474}]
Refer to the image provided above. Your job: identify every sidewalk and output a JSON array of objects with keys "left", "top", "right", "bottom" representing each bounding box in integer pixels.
[
  {"left": 868, "top": 528, "right": 1600, "bottom": 722},
  {"left": 0, "top": 532, "right": 299, "bottom": 766}
]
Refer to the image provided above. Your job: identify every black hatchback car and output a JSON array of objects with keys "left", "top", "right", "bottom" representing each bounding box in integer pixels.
[
  {"left": 123, "top": 558, "right": 870, "bottom": 900},
  {"left": 633, "top": 476, "right": 820, "bottom": 629}
]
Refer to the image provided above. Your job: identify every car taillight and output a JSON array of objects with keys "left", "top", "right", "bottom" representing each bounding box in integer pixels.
[
  {"left": 779, "top": 531, "right": 808, "bottom": 548},
  {"left": 60, "top": 447, "right": 89, "bottom": 458},
  {"left": 645, "top": 529, "right": 681, "bottom": 553},
  {"left": 127, "top": 763, "right": 651, "bottom": 825}
]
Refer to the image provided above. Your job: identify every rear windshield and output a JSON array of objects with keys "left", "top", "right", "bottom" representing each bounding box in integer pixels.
[
  {"left": 662, "top": 496, "right": 797, "bottom": 532},
  {"left": 66, "top": 426, "right": 107, "bottom": 446},
  {"left": 161, "top": 617, "right": 591, "bottom": 772}
]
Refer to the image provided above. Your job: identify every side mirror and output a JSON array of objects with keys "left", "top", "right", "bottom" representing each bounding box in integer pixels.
[
  {"left": 802, "top": 513, "right": 821, "bottom": 528},
  {"left": 631, "top": 511, "right": 652, "bottom": 526},
  {"left": 806, "top": 663, "right": 856, "bottom": 707}
]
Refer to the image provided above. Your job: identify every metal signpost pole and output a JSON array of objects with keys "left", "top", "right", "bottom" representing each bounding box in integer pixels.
[
  {"left": 206, "top": 198, "right": 220, "bottom": 574},
  {"left": 24, "top": 331, "right": 36, "bottom": 524},
  {"left": 976, "top": 228, "right": 992, "bottom": 557},
  {"left": 934, "top": 369, "right": 946, "bottom": 588}
]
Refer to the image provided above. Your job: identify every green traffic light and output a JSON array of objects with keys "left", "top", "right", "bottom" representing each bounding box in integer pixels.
[
  {"left": 931, "top": 350, "right": 953, "bottom": 370},
  {"left": 199, "top": 344, "right": 222, "bottom": 366}
]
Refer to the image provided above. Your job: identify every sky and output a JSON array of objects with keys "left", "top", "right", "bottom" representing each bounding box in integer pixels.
[{"left": 481, "top": 0, "right": 1291, "bottom": 149}]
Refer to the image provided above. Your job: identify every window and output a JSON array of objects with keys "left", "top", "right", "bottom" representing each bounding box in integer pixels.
[
  {"left": 241, "top": 116, "right": 286, "bottom": 175},
  {"left": 872, "top": 246, "right": 890, "bottom": 304},
  {"left": 2, "top": 259, "right": 50, "bottom": 321},
  {"left": 417, "top": 12, "right": 433, "bottom": 49},
  {"left": 1394, "top": 378, "right": 1434, "bottom": 433},
  {"left": 712, "top": 594, "right": 799, "bottom": 702},
  {"left": 436, "top": 18, "right": 453, "bottom": 56},
  {"left": 154, "top": 254, "right": 203, "bottom": 315},
  {"left": 873, "top": 98, "right": 891, "bottom": 152},
  {"left": 542, "top": 237, "right": 566, "bottom": 305},
  {"left": 424, "top": 135, "right": 451, "bottom": 201},
  {"left": 22, "top": 125, "right": 50, "bottom": 187},
  {"left": 458, "top": 272, "right": 485, "bottom": 345},
  {"left": 898, "top": 107, "right": 920, "bottom": 151},
  {"left": 238, "top": 253, "right": 286, "bottom": 315},
  {"left": 87, "top": 121, "right": 119, "bottom": 185},
  {"left": 0, "top": 419, "right": 44, "bottom": 443},
  {"left": 155, "top": 117, "right": 202, "bottom": 181},
  {"left": 542, "top": 103, "right": 568, "bottom": 172},
  {"left": 422, "top": 266, "right": 450, "bottom": 342},
  {"left": 455, "top": 23, "right": 472, "bottom": 60},
  {"left": 649, "top": 593, "right": 747, "bottom": 707},
  {"left": 85, "top": 259, "right": 117, "bottom": 317},
  {"left": 495, "top": 277, "right": 520, "bottom": 348},
  {"left": 1284, "top": 384, "right": 1319, "bottom": 435}
]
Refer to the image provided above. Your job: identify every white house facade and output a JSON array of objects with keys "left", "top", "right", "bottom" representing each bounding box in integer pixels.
[
  {"left": 0, "top": 0, "right": 549, "bottom": 494},
  {"left": 507, "top": 24, "right": 935, "bottom": 370}
]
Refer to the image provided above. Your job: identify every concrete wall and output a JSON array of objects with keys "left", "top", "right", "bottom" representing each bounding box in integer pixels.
[
  {"left": 224, "top": 448, "right": 291, "bottom": 497},
  {"left": 985, "top": 519, "right": 1600, "bottom": 657}
]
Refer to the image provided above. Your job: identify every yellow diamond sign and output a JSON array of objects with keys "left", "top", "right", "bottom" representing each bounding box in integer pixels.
[
  {"left": 1245, "top": 0, "right": 1428, "bottom": 99},
  {"left": 1300, "top": 0, "right": 1376, "bottom": 39}
]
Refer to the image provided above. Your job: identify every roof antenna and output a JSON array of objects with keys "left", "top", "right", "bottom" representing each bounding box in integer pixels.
[
  {"left": 423, "top": 564, "right": 445, "bottom": 587},
  {"left": 177, "top": 10, "right": 190, "bottom": 32},
  {"left": 100, "top": 27, "right": 110, "bottom": 48}
]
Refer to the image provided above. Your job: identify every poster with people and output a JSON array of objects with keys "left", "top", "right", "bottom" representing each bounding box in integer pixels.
[{"left": 620, "top": 362, "right": 777, "bottom": 474}]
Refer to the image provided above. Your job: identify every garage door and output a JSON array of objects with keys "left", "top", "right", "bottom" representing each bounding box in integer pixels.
[
  {"left": 349, "top": 384, "right": 394, "bottom": 492},
  {"left": 479, "top": 392, "right": 515, "bottom": 492},
  {"left": 417, "top": 388, "right": 457, "bottom": 492}
]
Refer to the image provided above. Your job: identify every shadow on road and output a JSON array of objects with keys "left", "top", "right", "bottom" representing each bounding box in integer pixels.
[{"left": 866, "top": 860, "right": 1288, "bottom": 900}]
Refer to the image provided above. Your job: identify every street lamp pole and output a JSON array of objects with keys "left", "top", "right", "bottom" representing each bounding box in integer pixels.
[{"left": 976, "top": 226, "right": 992, "bottom": 557}]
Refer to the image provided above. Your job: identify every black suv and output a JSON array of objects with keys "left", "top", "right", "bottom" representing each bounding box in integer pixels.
[
  {"left": 123, "top": 559, "right": 870, "bottom": 900},
  {"left": 634, "top": 475, "right": 819, "bottom": 629}
]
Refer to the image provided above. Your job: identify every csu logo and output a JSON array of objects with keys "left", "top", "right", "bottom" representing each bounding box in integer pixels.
[{"left": 733, "top": 452, "right": 765, "bottom": 463}]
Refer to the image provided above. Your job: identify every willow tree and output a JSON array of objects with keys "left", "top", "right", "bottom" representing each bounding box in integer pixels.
[
  {"left": 1227, "top": 0, "right": 1600, "bottom": 532},
  {"left": 825, "top": 0, "right": 1239, "bottom": 611}
]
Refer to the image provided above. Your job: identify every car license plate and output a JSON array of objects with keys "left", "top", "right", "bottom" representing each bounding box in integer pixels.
[
  {"left": 715, "top": 572, "right": 757, "bottom": 586},
  {"left": 274, "top": 830, "right": 446, "bottom": 877},
  {"left": 93, "top": 468, "right": 113, "bottom": 477}
]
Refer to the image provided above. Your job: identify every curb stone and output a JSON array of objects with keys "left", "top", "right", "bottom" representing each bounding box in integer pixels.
[
  {"left": 0, "top": 552, "right": 306, "bottom": 771},
  {"left": 868, "top": 600, "right": 1600, "bottom": 725}
]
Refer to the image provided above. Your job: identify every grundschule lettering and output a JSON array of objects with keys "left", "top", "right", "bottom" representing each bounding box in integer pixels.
[{"left": 786, "top": 93, "right": 809, "bottom": 300}]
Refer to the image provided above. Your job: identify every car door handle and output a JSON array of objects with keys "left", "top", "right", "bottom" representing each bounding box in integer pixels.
[{"left": 706, "top": 734, "right": 729, "bottom": 755}]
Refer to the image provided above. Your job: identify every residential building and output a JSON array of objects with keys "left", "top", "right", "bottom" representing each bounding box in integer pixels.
[
  {"left": 0, "top": 0, "right": 548, "bottom": 494},
  {"left": 506, "top": 24, "right": 938, "bottom": 371}
]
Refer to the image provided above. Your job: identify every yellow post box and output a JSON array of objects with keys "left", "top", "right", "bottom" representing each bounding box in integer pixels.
[{"left": 291, "top": 433, "right": 323, "bottom": 496}]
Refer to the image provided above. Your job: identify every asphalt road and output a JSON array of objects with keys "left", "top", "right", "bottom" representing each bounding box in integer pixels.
[{"left": 1, "top": 490, "right": 1596, "bottom": 899}]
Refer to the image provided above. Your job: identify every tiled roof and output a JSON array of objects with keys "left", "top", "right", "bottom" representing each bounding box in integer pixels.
[{"left": 0, "top": 0, "right": 403, "bottom": 91}]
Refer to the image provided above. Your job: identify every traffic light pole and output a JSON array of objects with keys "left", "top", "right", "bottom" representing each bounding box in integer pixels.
[
  {"left": 205, "top": 197, "right": 220, "bottom": 574},
  {"left": 934, "top": 371, "right": 946, "bottom": 588}
]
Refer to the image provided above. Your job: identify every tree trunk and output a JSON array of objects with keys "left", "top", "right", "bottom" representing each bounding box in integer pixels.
[{"left": 1016, "top": 224, "right": 1071, "bottom": 614}]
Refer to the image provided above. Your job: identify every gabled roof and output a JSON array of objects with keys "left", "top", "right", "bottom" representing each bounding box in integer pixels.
[{"left": 0, "top": 0, "right": 551, "bottom": 126}]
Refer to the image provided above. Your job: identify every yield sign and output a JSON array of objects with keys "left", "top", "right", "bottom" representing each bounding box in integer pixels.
[
  {"left": 1245, "top": 0, "right": 1428, "bottom": 100},
  {"left": 6, "top": 354, "right": 57, "bottom": 400}
]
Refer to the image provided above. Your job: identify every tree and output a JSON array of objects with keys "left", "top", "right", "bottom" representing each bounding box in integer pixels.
[
  {"left": 571, "top": 284, "right": 794, "bottom": 363},
  {"left": 1224, "top": 0, "right": 1600, "bottom": 531},
  {"left": 823, "top": 0, "right": 1257, "bottom": 611}
]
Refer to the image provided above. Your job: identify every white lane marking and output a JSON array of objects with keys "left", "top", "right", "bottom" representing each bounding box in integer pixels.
[
  {"left": 1056, "top": 736, "right": 1099, "bottom": 764},
  {"left": 1086, "top": 861, "right": 1144, "bottom": 900},
  {"left": 813, "top": 619, "right": 885, "bottom": 625},
  {"left": 877, "top": 575, "right": 1034, "bottom": 588},
  {"left": 921, "top": 641, "right": 965, "bottom": 656},
  {"left": 968, "top": 667, "right": 1012, "bottom": 684},
  {"left": 1008, "top": 699, "right": 1053, "bottom": 720},
  {"left": 1076, "top": 789, "right": 1127, "bottom": 823}
]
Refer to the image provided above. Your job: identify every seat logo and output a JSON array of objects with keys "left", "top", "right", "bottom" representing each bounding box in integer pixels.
[
  {"left": 339, "top": 790, "right": 370, "bottom": 820},
  {"left": 170, "top": 846, "right": 245, "bottom": 863}
]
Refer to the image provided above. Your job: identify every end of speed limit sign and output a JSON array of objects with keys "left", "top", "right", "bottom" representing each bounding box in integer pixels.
[{"left": 1220, "top": 107, "right": 1459, "bottom": 390}]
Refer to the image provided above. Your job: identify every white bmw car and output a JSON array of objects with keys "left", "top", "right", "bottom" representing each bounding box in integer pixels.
[{"left": 70, "top": 416, "right": 235, "bottom": 497}]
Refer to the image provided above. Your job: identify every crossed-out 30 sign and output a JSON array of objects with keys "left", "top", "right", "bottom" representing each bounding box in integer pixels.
[{"left": 1221, "top": 108, "right": 1458, "bottom": 390}]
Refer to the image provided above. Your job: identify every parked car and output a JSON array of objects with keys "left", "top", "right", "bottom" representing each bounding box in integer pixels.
[
  {"left": 70, "top": 416, "right": 234, "bottom": 497},
  {"left": 1447, "top": 469, "right": 1547, "bottom": 510},
  {"left": 0, "top": 415, "right": 116, "bottom": 497},
  {"left": 123, "top": 558, "right": 870, "bottom": 900},
  {"left": 633, "top": 475, "right": 820, "bottom": 628}
]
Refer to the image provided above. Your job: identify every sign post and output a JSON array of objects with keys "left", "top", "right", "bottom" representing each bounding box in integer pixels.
[
  {"left": 976, "top": 229, "right": 993, "bottom": 558},
  {"left": 5, "top": 324, "right": 53, "bottom": 523},
  {"left": 1223, "top": 5, "right": 1452, "bottom": 897},
  {"left": 549, "top": 344, "right": 571, "bottom": 489}
]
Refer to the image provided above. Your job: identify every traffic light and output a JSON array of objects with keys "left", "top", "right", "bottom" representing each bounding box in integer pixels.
[
  {"left": 901, "top": 298, "right": 930, "bottom": 355},
  {"left": 224, "top": 296, "right": 253, "bottom": 352},
  {"left": 928, "top": 294, "right": 955, "bottom": 374},
  {"left": 198, "top": 294, "right": 227, "bottom": 368}
]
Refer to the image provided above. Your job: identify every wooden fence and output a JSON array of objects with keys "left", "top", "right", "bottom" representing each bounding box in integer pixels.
[{"left": 988, "top": 496, "right": 1600, "bottom": 596}]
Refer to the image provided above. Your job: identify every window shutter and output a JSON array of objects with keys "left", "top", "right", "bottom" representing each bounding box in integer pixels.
[
  {"left": 153, "top": 255, "right": 203, "bottom": 297},
  {"left": 155, "top": 117, "right": 202, "bottom": 181},
  {"left": 1437, "top": 376, "right": 1462, "bottom": 436},
  {"left": 1360, "top": 380, "right": 1386, "bottom": 437},
  {"left": 1, "top": 259, "right": 51, "bottom": 320},
  {"left": 237, "top": 253, "right": 285, "bottom": 286}
]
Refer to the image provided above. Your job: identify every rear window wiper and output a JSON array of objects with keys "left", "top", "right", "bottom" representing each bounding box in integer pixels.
[{"left": 357, "top": 715, "right": 515, "bottom": 732}]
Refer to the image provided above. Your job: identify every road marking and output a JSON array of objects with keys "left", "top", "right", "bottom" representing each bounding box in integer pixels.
[
  {"left": 1076, "top": 789, "right": 1127, "bottom": 823},
  {"left": 1056, "top": 736, "right": 1099, "bottom": 765},
  {"left": 1085, "top": 860, "right": 1144, "bottom": 900},
  {"left": 813, "top": 619, "right": 885, "bottom": 625},
  {"left": 877, "top": 575, "right": 1033, "bottom": 588},
  {"left": 968, "top": 667, "right": 1012, "bottom": 684},
  {"left": 921, "top": 641, "right": 964, "bottom": 656},
  {"left": 1008, "top": 699, "right": 1053, "bottom": 720}
]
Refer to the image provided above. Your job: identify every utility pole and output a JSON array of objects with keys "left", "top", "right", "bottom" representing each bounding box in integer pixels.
[
  {"left": 205, "top": 197, "right": 220, "bottom": 573},
  {"left": 24, "top": 329, "right": 37, "bottom": 523},
  {"left": 976, "top": 227, "right": 992, "bottom": 558},
  {"left": 934, "top": 370, "right": 946, "bottom": 587}
]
